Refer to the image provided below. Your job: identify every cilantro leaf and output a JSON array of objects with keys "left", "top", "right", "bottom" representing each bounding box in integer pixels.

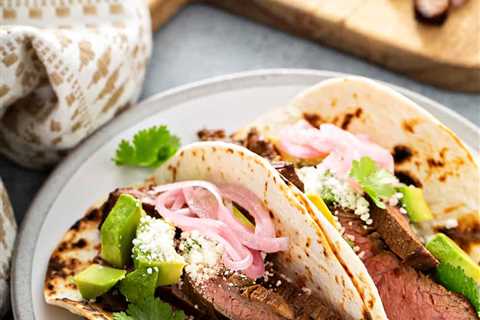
[
  {"left": 349, "top": 157, "right": 397, "bottom": 208},
  {"left": 114, "top": 126, "right": 180, "bottom": 168},
  {"left": 436, "top": 262, "right": 480, "bottom": 315},
  {"left": 113, "top": 296, "right": 185, "bottom": 320},
  {"left": 112, "top": 312, "right": 133, "bottom": 320}
]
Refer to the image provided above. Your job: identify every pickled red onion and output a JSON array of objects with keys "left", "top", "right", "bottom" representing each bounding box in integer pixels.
[
  {"left": 218, "top": 184, "right": 275, "bottom": 237},
  {"left": 279, "top": 121, "right": 394, "bottom": 177},
  {"left": 152, "top": 181, "right": 288, "bottom": 279}
]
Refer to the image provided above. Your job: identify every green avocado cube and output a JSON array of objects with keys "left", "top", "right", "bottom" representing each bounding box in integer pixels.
[
  {"left": 119, "top": 267, "right": 158, "bottom": 303},
  {"left": 135, "top": 258, "right": 185, "bottom": 286},
  {"left": 426, "top": 233, "right": 480, "bottom": 283},
  {"left": 74, "top": 264, "right": 126, "bottom": 300},
  {"left": 100, "top": 194, "right": 143, "bottom": 268},
  {"left": 399, "top": 185, "right": 433, "bottom": 223},
  {"left": 132, "top": 215, "right": 185, "bottom": 286}
]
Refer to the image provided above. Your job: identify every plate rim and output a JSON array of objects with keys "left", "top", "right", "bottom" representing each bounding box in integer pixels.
[{"left": 12, "top": 68, "right": 479, "bottom": 319}]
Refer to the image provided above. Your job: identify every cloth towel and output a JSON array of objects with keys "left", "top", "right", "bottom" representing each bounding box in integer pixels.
[{"left": 0, "top": 0, "right": 152, "bottom": 168}]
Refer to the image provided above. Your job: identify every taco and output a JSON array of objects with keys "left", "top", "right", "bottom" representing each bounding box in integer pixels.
[
  {"left": 215, "top": 77, "right": 479, "bottom": 319},
  {"left": 44, "top": 142, "right": 389, "bottom": 320}
]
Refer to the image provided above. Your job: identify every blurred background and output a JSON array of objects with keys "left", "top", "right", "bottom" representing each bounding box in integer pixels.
[
  {"left": 1, "top": 1, "right": 479, "bottom": 318},
  {"left": 2, "top": 2, "right": 479, "bottom": 224}
]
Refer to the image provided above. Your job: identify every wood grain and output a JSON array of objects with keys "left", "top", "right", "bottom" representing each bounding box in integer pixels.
[
  {"left": 148, "top": 0, "right": 191, "bottom": 31},
  {"left": 148, "top": 0, "right": 480, "bottom": 92}
]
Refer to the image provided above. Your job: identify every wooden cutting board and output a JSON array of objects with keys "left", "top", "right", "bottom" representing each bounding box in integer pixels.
[{"left": 148, "top": 0, "right": 480, "bottom": 92}]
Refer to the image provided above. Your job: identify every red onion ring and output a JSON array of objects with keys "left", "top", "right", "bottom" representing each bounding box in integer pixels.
[{"left": 152, "top": 181, "right": 288, "bottom": 279}]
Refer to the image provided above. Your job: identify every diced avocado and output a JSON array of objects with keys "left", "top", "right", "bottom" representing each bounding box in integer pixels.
[
  {"left": 135, "top": 258, "right": 185, "bottom": 286},
  {"left": 307, "top": 193, "right": 338, "bottom": 227},
  {"left": 435, "top": 263, "right": 480, "bottom": 316},
  {"left": 100, "top": 194, "right": 143, "bottom": 268},
  {"left": 119, "top": 267, "right": 158, "bottom": 303},
  {"left": 399, "top": 185, "right": 433, "bottom": 223},
  {"left": 74, "top": 264, "right": 126, "bottom": 300},
  {"left": 426, "top": 233, "right": 480, "bottom": 283},
  {"left": 132, "top": 215, "right": 185, "bottom": 286},
  {"left": 232, "top": 206, "right": 255, "bottom": 231}
]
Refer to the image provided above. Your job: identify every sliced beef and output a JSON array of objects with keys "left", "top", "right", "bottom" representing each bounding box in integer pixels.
[
  {"left": 272, "top": 279, "right": 341, "bottom": 320},
  {"left": 197, "top": 127, "right": 281, "bottom": 161},
  {"left": 370, "top": 205, "right": 438, "bottom": 271},
  {"left": 181, "top": 272, "right": 341, "bottom": 320},
  {"left": 240, "top": 128, "right": 280, "bottom": 161},
  {"left": 271, "top": 162, "right": 304, "bottom": 192},
  {"left": 157, "top": 285, "right": 222, "bottom": 320},
  {"left": 335, "top": 208, "right": 384, "bottom": 261},
  {"left": 198, "top": 128, "right": 227, "bottom": 141},
  {"left": 366, "top": 252, "right": 476, "bottom": 320},
  {"left": 95, "top": 289, "right": 127, "bottom": 312},
  {"left": 336, "top": 208, "right": 477, "bottom": 320},
  {"left": 182, "top": 273, "right": 289, "bottom": 320}
]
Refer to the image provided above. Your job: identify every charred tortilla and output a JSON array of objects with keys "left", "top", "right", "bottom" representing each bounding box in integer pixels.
[
  {"left": 231, "top": 77, "right": 480, "bottom": 319},
  {"left": 45, "top": 142, "right": 387, "bottom": 319}
]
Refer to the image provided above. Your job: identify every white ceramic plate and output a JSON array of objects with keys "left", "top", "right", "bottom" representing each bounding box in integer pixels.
[{"left": 11, "top": 69, "right": 479, "bottom": 320}]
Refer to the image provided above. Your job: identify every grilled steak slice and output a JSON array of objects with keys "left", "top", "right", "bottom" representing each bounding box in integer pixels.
[
  {"left": 198, "top": 128, "right": 227, "bottom": 141},
  {"left": 182, "top": 273, "right": 290, "bottom": 320},
  {"left": 197, "top": 127, "right": 281, "bottom": 161},
  {"left": 335, "top": 208, "right": 384, "bottom": 260},
  {"left": 241, "top": 128, "right": 280, "bottom": 161},
  {"left": 271, "top": 162, "right": 304, "bottom": 192},
  {"left": 336, "top": 207, "right": 477, "bottom": 320},
  {"left": 366, "top": 252, "right": 476, "bottom": 320},
  {"left": 370, "top": 205, "right": 438, "bottom": 271},
  {"left": 181, "top": 272, "right": 341, "bottom": 320},
  {"left": 157, "top": 285, "right": 223, "bottom": 320}
]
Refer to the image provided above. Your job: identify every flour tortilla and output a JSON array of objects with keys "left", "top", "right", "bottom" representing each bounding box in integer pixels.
[
  {"left": 233, "top": 76, "right": 479, "bottom": 318},
  {"left": 44, "top": 142, "right": 387, "bottom": 319},
  {"left": 233, "top": 76, "right": 480, "bottom": 262}
]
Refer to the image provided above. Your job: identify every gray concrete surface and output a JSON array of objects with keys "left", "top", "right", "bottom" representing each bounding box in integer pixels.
[{"left": 2, "top": 3, "right": 479, "bottom": 224}]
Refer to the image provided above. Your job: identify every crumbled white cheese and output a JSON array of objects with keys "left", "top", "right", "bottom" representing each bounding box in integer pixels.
[
  {"left": 179, "top": 230, "right": 224, "bottom": 284},
  {"left": 388, "top": 192, "right": 404, "bottom": 207},
  {"left": 442, "top": 218, "right": 459, "bottom": 229},
  {"left": 298, "top": 166, "right": 370, "bottom": 218},
  {"left": 132, "top": 215, "right": 185, "bottom": 264}
]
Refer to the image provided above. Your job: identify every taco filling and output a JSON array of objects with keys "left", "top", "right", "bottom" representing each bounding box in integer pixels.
[
  {"left": 46, "top": 179, "right": 344, "bottom": 320},
  {"left": 199, "top": 119, "right": 480, "bottom": 319}
]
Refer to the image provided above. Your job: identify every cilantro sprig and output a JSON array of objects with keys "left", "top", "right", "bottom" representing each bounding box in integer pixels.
[
  {"left": 113, "top": 296, "right": 185, "bottom": 320},
  {"left": 349, "top": 156, "right": 397, "bottom": 208},
  {"left": 436, "top": 263, "right": 480, "bottom": 316},
  {"left": 114, "top": 126, "right": 180, "bottom": 167}
]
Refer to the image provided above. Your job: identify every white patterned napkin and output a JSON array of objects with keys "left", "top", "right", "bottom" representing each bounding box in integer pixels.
[
  {"left": 0, "top": 178, "right": 15, "bottom": 316},
  {"left": 0, "top": 1, "right": 152, "bottom": 168}
]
